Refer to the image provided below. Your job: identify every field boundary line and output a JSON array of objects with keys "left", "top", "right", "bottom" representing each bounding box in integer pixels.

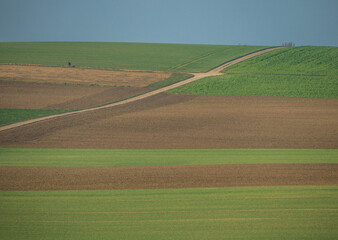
[{"left": 0, "top": 47, "right": 283, "bottom": 132}]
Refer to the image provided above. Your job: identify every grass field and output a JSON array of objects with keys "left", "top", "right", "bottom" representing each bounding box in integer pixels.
[
  {"left": 169, "top": 74, "right": 338, "bottom": 98},
  {"left": 0, "top": 42, "right": 266, "bottom": 72},
  {"left": 0, "top": 109, "right": 70, "bottom": 127},
  {"left": 0, "top": 186, "right": 337, "bottom": 240},
  {"left": 0, "top": 148, "right": 337, "bottom": 167},
  {"left": 223, "top": 46, "right": 338, "bottom": 76}
]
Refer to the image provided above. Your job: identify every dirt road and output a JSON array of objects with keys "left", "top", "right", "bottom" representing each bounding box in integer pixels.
[{"left": 0, "top": 47, "right": 282, "bottom": 132}]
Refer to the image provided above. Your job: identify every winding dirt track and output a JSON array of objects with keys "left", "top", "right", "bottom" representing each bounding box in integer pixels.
[{"left": 0, "top": 47, "right": 282, "bottom": 133}]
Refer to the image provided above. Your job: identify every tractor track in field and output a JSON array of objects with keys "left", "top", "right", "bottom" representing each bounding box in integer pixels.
[{"left": 0, "top": 47, "right": 283, "bottom": 133}]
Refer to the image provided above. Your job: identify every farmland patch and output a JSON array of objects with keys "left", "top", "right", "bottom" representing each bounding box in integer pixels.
[
  {"left": 223, "top": 46, "right": 338, "bottom": 76},
  {"left": 0, "top": 65, "right": 171, "bottom": 87},
  {"left": 1, "top": 164, "right": 337, "bottom": 190},
  {"left": 1, "top": 148, "right": 336, "bottom": 167},
  {"left": 0, "top": 109, "right": 70, "bottom": 127},
  {"left": 0, "top": 186, "right": 337, "bottom": 239},
  {"left": 0, "top": 94, "right": 337, "bottom": 149},
  {"left": 0, "top": 42, "right": 267, "bottom": 72},
  {"left": 0, "top": 81, "right": 148, "bottom": 110},
  {"left": 170, "top": 74, "right": 338, "bottom": 98}
]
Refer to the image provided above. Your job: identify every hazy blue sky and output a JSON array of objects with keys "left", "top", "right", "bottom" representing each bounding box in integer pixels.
[{"left": 0, "top": 0, "right": 337, "bottom": 46}]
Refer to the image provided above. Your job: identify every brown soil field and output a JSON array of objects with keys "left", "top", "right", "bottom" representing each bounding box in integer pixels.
[
  {"left": 0, "top": 94, "right": 337, "bottom": 149},
  {"left": 0, "top": 65, "right": 170, "bottom": 87},
  {"left": 0, "top": 164, "right": 337, "bottom": 191},
  {"left": 0, "top": 81, "right": 147, "bottom": 109}
]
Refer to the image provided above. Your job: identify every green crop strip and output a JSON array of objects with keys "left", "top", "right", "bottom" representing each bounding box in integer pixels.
[
  {"left": 0, "top": 42, "right": 267, "bottom": 72},
  {"left": 223, "top": 46, "right": 338, "bottom": 76},
  {"left": 172, "top": 45, "right": 267, "bottom": 72},
  {"left": 0, "top": 186, "right": 337, "bottom": 240},
  {"left": 169, "top": 74, "right": 338, "bottom": 98},
  {"left": 0, "top": 148, "right": 337, "bottom": 167},
  {"left": 170, "top": 46, "right": 338, "bottom": 98},
  {"left": 0, "top": 109, "right": 71, "bottom": 127}
]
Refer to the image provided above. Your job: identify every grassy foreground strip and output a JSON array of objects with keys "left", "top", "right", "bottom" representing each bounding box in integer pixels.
[
  {"left": 0, "top": 148, "right": 337, "bottom": 167},
  {"left": 0, "top": 42, "right": 266, "bottom": 72},
  {"left": 223, "top": 46, "right": 338, "bottom": 76},
  {"left": 0, "top": 109, "right": 70, "bottom": 127},
  {"left": 0, "top": 186, "right": 337, "bottom": 239},
  {"left": 169, "top": 74, "right": 338, "bottom": 98}
]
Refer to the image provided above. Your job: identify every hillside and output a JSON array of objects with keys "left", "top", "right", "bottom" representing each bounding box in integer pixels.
[
  {"left": 0, "top": 42, "right": 266, "bottom": 72},
  {"left": 223, "top": 46, "right": 338, "bottom": 76},
  {"left": 171, "top": 46, "right": 338, "bottom": 98},
  {"left": 170, "top": 74, "right": 338, "bottom": 98}
]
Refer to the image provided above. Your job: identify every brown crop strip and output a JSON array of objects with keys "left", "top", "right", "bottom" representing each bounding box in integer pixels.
[{"left": 1, "top": 164, "right": 337, "bottom": 191}]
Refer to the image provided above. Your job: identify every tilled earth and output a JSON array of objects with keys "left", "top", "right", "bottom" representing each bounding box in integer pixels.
[
  {"left": 1, "top": 164, "right": 337, "bottom": 190},
  {"left": 0, "top": 93, "right": 337, "bottom": 149},
  {"left": 0, "top": 81, "right": 148, "bottom": 109},
  {"left": 0, "top": 65, "right": 170, "bottom": 87},
  {"left": 0, "top": 65, "right": 171, "bottom": 110}
]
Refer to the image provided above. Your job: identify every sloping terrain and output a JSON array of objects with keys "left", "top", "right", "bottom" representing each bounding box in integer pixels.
[
  {"left": 0, "top": 43, "right": 337, "bottom": 240},
  {"left": 1, "top": 94, "right": 337, "bottom": 149},
  {"left": 0, "top": 65, "right": 171, "bottom": 87},
  {"left": 170, "top": 74, "right": 338, "bottom": 98},
  {"left": 223, "top": 46, "right": 338, "bottom": 76},
  {"left": 0, "top": 47, "right": 281, "bottom": 131},
  {"left": 0, "top": 81, "right": 147, "bottom": 110},
  {"left": 171, "top": 46, "right": 338, "bottom": 98},
  {"left": 0, "top": 42, "right": 266, "bottom": 72}
]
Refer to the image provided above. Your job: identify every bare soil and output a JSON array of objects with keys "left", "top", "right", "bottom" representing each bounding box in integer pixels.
[
  {"left": 0, "top": 81, "right": 147, "bottom": 110},
  {"left": 0, "top": 65, "right": 170, "bottom": 87},
  {"left": 0, "top": 94, "right": 337, "bottom": 149},
  {"left": 0, "top": 164, "right": 336, "bottom": 190}
]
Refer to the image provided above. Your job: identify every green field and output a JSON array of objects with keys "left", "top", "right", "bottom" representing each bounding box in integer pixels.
[
  {"left": 0, "top": 186, "right": 337, "bottom": 240},
  {"left": 0, "top": 109, "right": 70, "bottom": 127},
  {"left": 170, "top": 46, "right": 338, "bottom": 98},
  {"left": 223, "top": 46, "right": 338, "bottom": 76},
  {"left": 169, "top": 74, "right": 338, "bottom": 98},
  {"left": 0, "top": 148, "right": 337, "bottom": 167},
  {"left": 0, "top": 42, "right": 266, "bottom": 72}
]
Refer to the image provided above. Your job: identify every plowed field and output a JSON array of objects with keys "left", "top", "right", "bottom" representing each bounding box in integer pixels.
[
  {"left": 0, "top": 81, "right": 147, "bottom": 109},
  {"left": 0, "top": 65, "right": 170, "bottom": 87},
  {"left": 0, "top": 94, "right": 337, "bottom": 149},
  {"left": 1, "top": 164, "right": 337, "bottom": 190},
  {"left": 0, "top": 65, "right": 171, "bottom": 110}
]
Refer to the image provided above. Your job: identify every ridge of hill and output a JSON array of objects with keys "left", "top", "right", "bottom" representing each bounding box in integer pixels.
[{"left": 0, "top": 42, "right": 267, "bottom": 72}]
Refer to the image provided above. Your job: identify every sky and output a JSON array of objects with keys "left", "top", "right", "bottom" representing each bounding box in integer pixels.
[{"left": 0, "top": 0, "right": 337, "bottom": 46}]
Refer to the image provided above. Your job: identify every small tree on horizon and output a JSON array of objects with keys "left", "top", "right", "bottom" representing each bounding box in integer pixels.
[{"left": 282, "top": 42, "right": 295, "bottom": 47}]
